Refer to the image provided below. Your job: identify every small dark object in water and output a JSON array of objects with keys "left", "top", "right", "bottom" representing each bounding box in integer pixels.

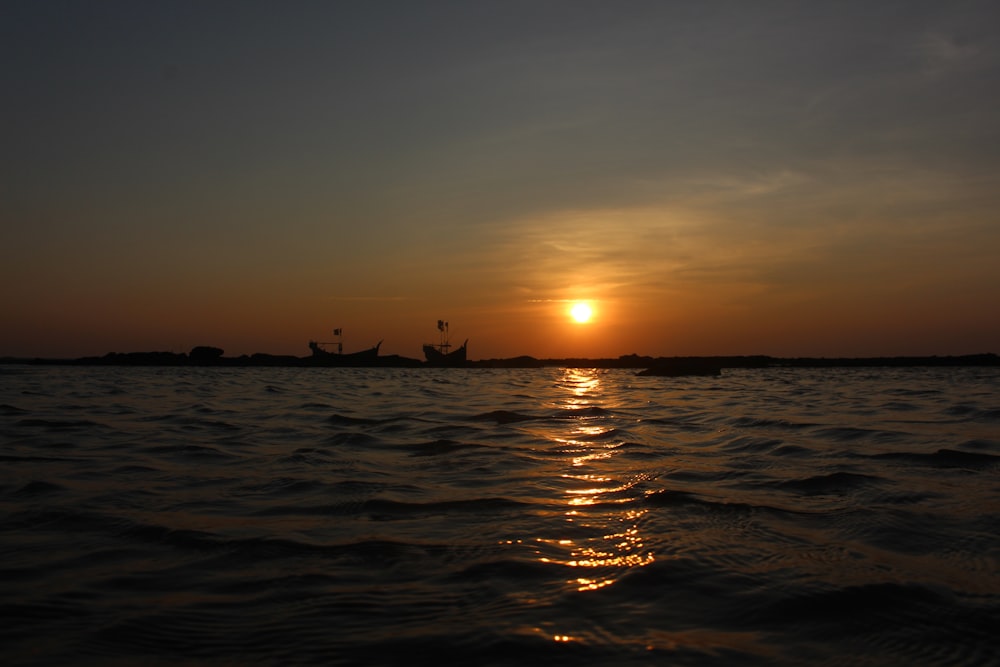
[{"left": 636, "top": 359, "right": 723, "bottom": 376}]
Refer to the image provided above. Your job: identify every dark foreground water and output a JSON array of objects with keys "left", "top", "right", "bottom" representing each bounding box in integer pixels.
[{"left": 1, "top": 365, "right": 998, "bottom": 666}]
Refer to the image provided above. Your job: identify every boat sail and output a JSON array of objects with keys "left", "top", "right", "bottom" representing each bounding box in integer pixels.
[{"left": 423, "top": 320, "right": 467, "bottom": 366}]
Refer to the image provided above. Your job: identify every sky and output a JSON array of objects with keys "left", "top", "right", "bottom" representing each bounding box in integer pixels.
[{"left": 3, "top": 0, "right": 999, "bottom": 360}]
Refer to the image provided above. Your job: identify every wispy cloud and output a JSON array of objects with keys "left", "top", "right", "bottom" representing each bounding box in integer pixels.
[{"left": 918, "top": 32, "right": 986, "bottom": 77}]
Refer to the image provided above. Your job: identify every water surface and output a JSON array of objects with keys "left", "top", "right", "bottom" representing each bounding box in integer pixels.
[{"left": 1, "top": 366, "right": 998, "bottom": 665}]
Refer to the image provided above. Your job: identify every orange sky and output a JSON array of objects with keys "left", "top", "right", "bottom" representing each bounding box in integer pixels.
[{"left": 3, "top": 2, "right": 999, "bottom": 360}]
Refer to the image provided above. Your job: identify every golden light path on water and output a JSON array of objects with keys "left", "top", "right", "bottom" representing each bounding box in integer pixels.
[{"left": 530, "top": 368, "right": 656, "bottom": 643}]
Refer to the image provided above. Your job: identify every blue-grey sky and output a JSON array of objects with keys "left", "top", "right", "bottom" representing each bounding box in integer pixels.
[{"left": 3, "top": 1, "right": 998, "bottom": 358}]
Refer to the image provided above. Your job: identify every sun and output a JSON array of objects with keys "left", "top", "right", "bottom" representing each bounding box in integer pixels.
[{"left": 569, "top": 302, "right": 593, "bottom": 323}]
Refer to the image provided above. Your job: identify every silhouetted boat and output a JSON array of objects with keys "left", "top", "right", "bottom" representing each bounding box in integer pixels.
[
  {"left": 308, "top": 329, "right": 382, "bottom": 364},
  {"left": 424, "top": 340, "right": 468, "bottom": 366},
  {"left": 423, "top": 320, "right": 468, "bottom": 367}
]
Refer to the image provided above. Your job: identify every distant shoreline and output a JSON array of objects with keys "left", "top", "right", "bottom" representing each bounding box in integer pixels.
[{"left": 1, "top": 351, "right": 997, "bottom": 370}]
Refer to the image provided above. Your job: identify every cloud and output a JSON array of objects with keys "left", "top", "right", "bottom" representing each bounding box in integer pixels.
[{"left": 918, "top": 32, "right": 986, "bottom": 77}]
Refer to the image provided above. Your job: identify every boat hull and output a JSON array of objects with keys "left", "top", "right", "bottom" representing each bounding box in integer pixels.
[
  {"left": 308, "top": 341, "right": 383, "bottom": 366},
  {"left": 423, "top": 340, "right": 468, "bottom": 367}
]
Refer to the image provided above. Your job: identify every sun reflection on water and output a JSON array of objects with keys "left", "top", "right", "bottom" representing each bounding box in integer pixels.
[
  {"left": 561, "top": 367, "right": 601, "bottom": 404},
  {"left": 535, "top": 368, "right": 656, "bottom": 592}
]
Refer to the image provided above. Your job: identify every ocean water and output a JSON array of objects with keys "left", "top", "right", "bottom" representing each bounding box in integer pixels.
[{"left": 1, "top": 365, "right": 998, "bottom": 666}]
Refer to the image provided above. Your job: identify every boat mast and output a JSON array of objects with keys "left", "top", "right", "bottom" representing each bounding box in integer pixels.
[
  {"left": 436, "top": 320, "right": 450, "bottom": 353},
  {"left": 315, "top": 328, "right": 343, "bottom": 353}
]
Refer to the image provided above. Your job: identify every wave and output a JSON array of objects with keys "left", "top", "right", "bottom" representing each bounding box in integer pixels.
[
  {"left": 728, "top": 416, "right": 814, "bottom": 430},
  {"left": 144, "top": 443, "right": 237, "bottom": 460},
  {"left": 810, "top": 425, "right": 907, "bottom": 442},
  {"left": 231, "top": 477, "right": 327, "bottom": 497},
  {"left": 945, "top": 404, "right": 1000, "bottom": 421},
  {"left": 869, "top": 448, "right": 1000, "bottom": 469},
  {"left": 401, "top": 439, "right": 494, "bottom": 456},
  {"left": 718, "top": 436, "right": 785, "bottom": 453},
  {"left": 324, "top": 431, "right": 384, "bottom": 447},
  {"left": 470, "top": 406, "right": 615, "bottom": 425},
  {"left": 471, "top": 409, "right": 540, "bottom": 424},
  {"left": 773, "top": 471, "right": 884, "bottom": 495},
  {"left": 642, "top": 488, "right": 785, "bottom": 516},
  {"left": 0, "top": 453, "right": 81, "bottom": 463},
  {"left": 14, "top": 417, "right": 107, "bottom": 430},
  {"left": 362, "top": 496, "right": 529, "bottom": 515},
  {"left": 551, "top": 406, "right": 614, "bottom": 419},
  {"left": 760, "top": 581, "right": 952, "bottom": 627},
  {"left": 327, "top": 413, "right": 384, "bottom": 426},
  {"left": 12, "top": 480, "right": 66, "bottom": 496},
  {"left": 751, "top": 581, "right": 1000, "bottom": 667}
]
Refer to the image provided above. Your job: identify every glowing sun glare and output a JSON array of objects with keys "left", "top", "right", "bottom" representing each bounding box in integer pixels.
[{"left": 570, "top": 302, "right": 593, "bottom": 323}]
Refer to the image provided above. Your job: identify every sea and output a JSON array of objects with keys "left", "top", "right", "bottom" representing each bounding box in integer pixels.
[{"left": 1, "top": 364, "right": 998, "bottom": 666}]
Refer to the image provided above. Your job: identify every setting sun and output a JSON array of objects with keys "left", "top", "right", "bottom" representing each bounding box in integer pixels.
[{"left": 570, "top": 302, "right": 593, "bottom": 323}]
